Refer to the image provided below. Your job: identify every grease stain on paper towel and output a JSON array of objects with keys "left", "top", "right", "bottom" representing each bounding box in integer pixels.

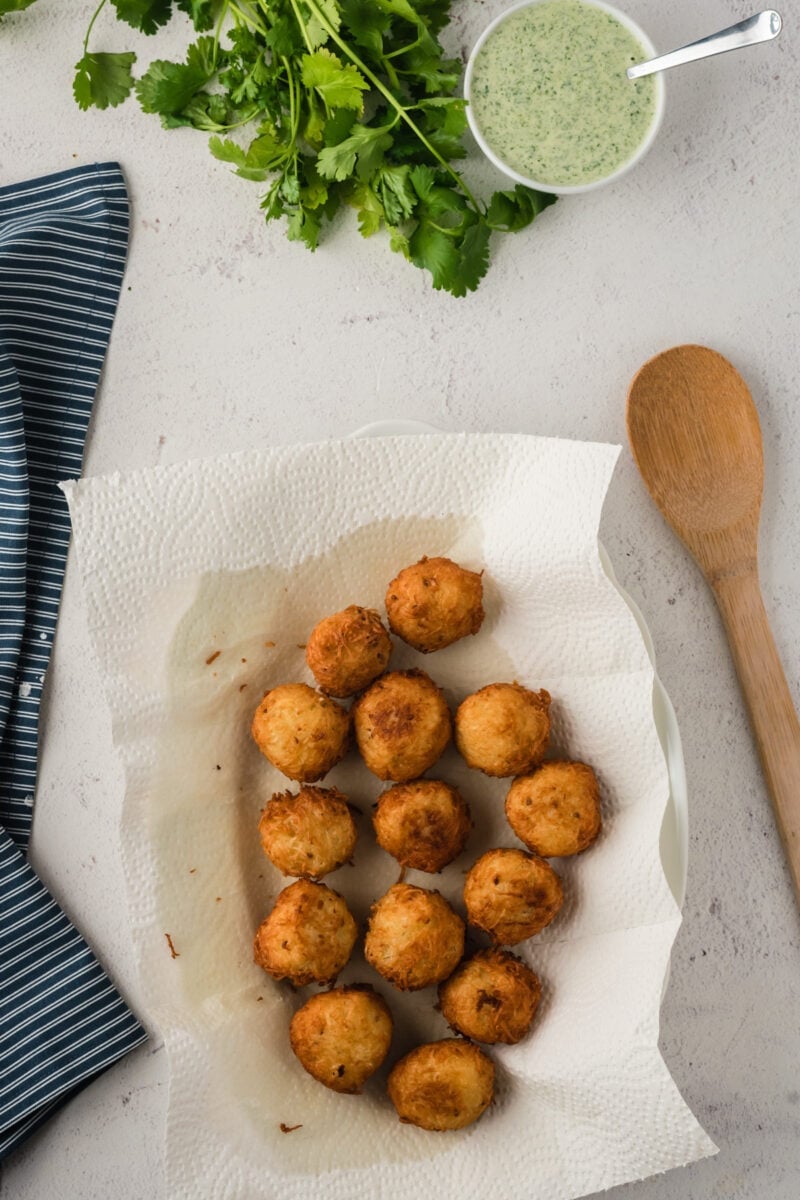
[{"left": 149, "top": 515, "right": 525, "bottom": 1173}]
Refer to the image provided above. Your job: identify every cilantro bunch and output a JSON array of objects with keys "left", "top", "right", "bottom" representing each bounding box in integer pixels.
[{"left": 7, "top": 0, "right": 556, "bottom": 295}]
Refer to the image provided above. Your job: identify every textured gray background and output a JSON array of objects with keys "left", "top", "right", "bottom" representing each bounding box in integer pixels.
[{"left": 1, "top": 0, "right": 799, "bottom": 1197}]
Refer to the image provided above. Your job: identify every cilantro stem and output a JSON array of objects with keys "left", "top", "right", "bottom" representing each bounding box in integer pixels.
[
  {"left": 284, "top": 0, "right": 314, "bottom": 55},
  {"left": 213, "top": 0, "right": 230, "bottom": 52},
  {"left": 280, "top": 55, "right": 301, "bottom": 149},
  {"left": 229, "top": 1, "right": 269, "bottom": 36},
  {"left": 82, "top": 0, "right": 107, "bottom": 55},
  {"left": 383, "top": 34, "right": 424, "bottom": 61},
  {"left": 381, "top": 55, "right": 400, "bottom": 92},
  {"left": 300, "top": 0, "right": 480, "bottom": 211}
]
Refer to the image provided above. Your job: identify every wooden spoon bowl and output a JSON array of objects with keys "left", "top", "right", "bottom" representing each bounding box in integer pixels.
[{"left": 627, "top": 344, "right": 800, "bottom": 905}]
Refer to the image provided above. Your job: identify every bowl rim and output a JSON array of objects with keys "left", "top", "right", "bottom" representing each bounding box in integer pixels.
[{"left": 463, "top": 0, "right": 666, "bottom": 196}]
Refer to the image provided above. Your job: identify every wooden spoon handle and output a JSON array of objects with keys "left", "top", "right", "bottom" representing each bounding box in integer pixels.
[{"left": 711, "top": 568, "right": 800, "bottom": 900}]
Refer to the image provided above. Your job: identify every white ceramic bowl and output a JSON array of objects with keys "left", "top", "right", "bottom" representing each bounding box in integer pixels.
[{"left": 464, "top": 0, "right": 666, "bottom": 195}]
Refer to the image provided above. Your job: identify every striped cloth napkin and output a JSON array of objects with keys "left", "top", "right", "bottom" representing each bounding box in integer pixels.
[{"left": 0, "top": 164, "right": 146, "bottom": 1159}]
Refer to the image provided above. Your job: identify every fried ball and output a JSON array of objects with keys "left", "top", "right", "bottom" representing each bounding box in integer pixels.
[
  {"left": 387, "top": 1039, "right": 494, "bottom": 1131},
  {"left": 438, "top": 948, "right": 542, "bottom": 1044},
  {"left": 455, "top": 683, "right": 551, "bottom": 777},
  {"left": 364, "top": 883, "right": 465, "bottom": 991},
  {"left": 463, "top": 848, "right": 563, "bottom": 945},
  {"left": 305, "top": 605, "right": 392, "bottom": 698},
  {"left": 258, "top": 785, "right": 357, "bottom": 879},
  {"left": 353, "top": 669, "right": 451, "bottom": 782},
  {"left": 372, "top": 779, "right": 472, "bottom": 873},
  {"left": 289, "top": 985, "right": 393, "bottom": 1094},
  {"left": 251, "top": 683, "right": 350, "bottom": 782},
  {"left": 385, "top": 556, "right": 484, "bottom": 653},
  {"left": 253, "top": 879, "right": 357, "bottom": 986},
  {"left": 505, "top": 761, "right": 602, "bottom": 858}
]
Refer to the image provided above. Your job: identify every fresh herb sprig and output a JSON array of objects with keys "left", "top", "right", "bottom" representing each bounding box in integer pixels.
[
  {"left": 9, "top": 0, "right": 556, "bottom": 294},
  {"left": 0, "top": 0, "right": 39, "bottom": 20}
]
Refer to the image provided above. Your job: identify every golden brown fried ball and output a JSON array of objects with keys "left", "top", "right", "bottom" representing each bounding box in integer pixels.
[
  {"left": 258, "top": 785, "right": 357, "bottom": 879},
  {"left": 251, "top": 683, "right": 350, "bottom": 782},
  {"left": 364, "top": 883, "right": 465, "bottom": 991},
  {"left": 385, "top": 556, "right": 485, "bottom": 654},
  {"left": 455, "top": 683, "right": 551, "bottom": 777},
  {"left": 289, "top": 985, "right": 393, "bottom": 1094},
  {"left": 463, "top": 848, "right": 563, "bottom": 945},
  {"left": 505, "top": 761, "right": 602, "bottom": 858},
  {"left": 438, "top": 948, "right": 542, "bottom": 1045},
  {"left": 253, "top": 879, "right": 357, "bottom": 986},
  {"left": 372, "top": 779, "right": 472, "bottom": 873},
  {"left": 305, "top": 605, "right": 392, "bottom": 698},
  {"left": 353, "top": 669, "right": 451, "bottom": 782},
  {"left": 387, "top": 1039, "right": 494, "bottom": 1131}
]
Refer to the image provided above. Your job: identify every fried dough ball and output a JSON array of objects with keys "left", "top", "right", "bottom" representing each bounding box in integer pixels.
[
  {"left": 253, "top": 879, "right": 357, "bottom": 986},
  {"left": 438, "top": 948, "right": 542, "bottom": 1045},
  {"left": 305, "top": 605, "right": 392, "bottom": 698},
  {"left": 387, "top": 1039, "right": 494, "bottom": 1131},
  {"left": 289, "top": 986, "right": 393, "bottom": 1094},
  {"left": 455, "top": 683, "right": 551, "bottom": 777},
  {"left": 353, "top": 669, "right": 451, "bottom": 782},
  {"left": 251, "top": 683, "right": 350, "bottom": 782},
  {"left": 364, "top": 883, "right": 465, "bottom": 991},
  {"left": 372, "top": 779, "right": 472, "bottom": 873},
  {"left": 463, "top": 848, "right": 564, "bottom": 945},
  {"left": 258, "top": 786, "right": 357, "bottom": 879},
  {"left": 385, "top": 556, "right": 485, "bottom": 653},
  {"left": 505, "top": 761, "right": 602, "bottom": 858}
]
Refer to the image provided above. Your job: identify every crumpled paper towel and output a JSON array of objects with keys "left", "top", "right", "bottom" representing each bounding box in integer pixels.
[{"left": 63, "top": 432, "right": 716, "bottom": 1200}]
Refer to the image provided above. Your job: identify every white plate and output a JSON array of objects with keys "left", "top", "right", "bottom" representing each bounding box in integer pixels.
[{"left": 353, "top": 419, "right": 688, "bottom": 910}]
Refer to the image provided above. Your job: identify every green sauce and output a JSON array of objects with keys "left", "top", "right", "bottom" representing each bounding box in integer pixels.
[{"left": 469, "top": 0, "right": 657, "bottom": 187}]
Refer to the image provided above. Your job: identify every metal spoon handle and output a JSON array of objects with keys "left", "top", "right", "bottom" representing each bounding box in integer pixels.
[{"left": 627, "top": 10, "right": 782, "bottom": 80}]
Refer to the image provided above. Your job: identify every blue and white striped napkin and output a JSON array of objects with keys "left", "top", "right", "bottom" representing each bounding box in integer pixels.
[{"left": 0, "top": 163, "right": 146, "bottom": 1158}]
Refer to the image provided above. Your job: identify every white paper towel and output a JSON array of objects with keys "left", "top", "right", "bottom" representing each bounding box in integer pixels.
[{"left": 63, "top": 432, "right": 716, "bottom": 1200}]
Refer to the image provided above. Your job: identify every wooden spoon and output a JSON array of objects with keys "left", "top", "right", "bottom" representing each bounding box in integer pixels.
[{"left": 627, "top": 343, "right": 800, "bottom": 904}]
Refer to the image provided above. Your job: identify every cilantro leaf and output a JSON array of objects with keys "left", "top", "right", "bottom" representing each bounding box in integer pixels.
[
  {"left": 449, "top": 219, "right": 491, "bottom": 296},
  {"left": 287, "top": 206, "right": 323, "bottom": 250},
  {"left": 263, "top": 16, "right": 304, "bottom": 57},
  {"left": 339, "top": 0, "right": 391, "bottom": 57},
  {"left": 209, "top": 130, "right": 286, "bottom": 181},
  {"left": 73, "top": 52, "right": 137, "bottom": 111},
  {"left": 417, "top": 96, "right": 467, "bottom": 159},
  {"left": 301, "top": 49, "right": 368, "bottom": 113},
  {"left": 375, "top": 165, "right": 416, "bottom": 225},
  {"left": 136, "top": 37, "right": 219, "bottom": 114},
  {"left": 317, "top": 123, "right": 393, "bottom": 182},
  {"left": 299, "top": 0, "right": 341, "bottom": 47},
  {"left": 323, "top": 108, "right": 357, "bottom": 146},
  {"left": 397, "top": 46, "right": 460, "bottom": 95},
  {"left": 486, "top": 184, "right": 557, "bottom": 232},
  {"left": 409, "top": 217, "right": 458, "bottom": 292},
  {"left": 176, "top": 0, "right": 222, "bottom": 31},
  {"left": 162, "top": 90, "right": 237, "bottom": 129},
  {"left": 111, "top": 0, "right": 173, "bottom": 35},
  {"left": 410, "top": 0, "right": 451, "bottom": 35},
  {"left": 410, "top": 208, "right": 491, "bottom": 297},
  {"left": 0, "top": 0, "right": 39, "bottom": 21},
  {"left": 348, "top": 182, "right": 385, "bottom": 237}
]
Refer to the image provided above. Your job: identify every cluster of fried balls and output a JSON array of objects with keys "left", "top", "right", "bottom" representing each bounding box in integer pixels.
[{"left": 250, "top": 556, "right": 602, "bottom": 1132}]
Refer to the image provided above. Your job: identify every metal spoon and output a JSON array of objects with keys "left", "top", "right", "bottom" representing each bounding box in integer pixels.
[{"left": 627, "top": 10, "right": 782, "bottom": 81}]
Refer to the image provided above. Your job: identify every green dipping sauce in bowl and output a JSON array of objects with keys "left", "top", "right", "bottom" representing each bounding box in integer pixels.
[{"left": 465, "top": 0, "right": 664, "bottom": 193}]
